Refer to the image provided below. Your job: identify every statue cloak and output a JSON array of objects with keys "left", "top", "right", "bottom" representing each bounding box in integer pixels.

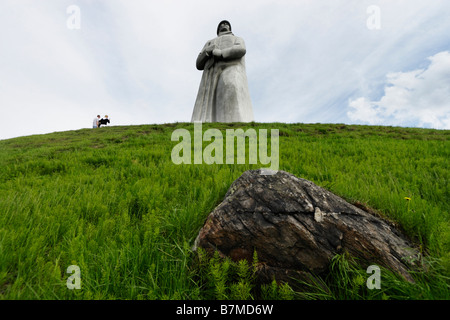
[{"left": 191, "top": 31, "right": 254, "bottom": 122}]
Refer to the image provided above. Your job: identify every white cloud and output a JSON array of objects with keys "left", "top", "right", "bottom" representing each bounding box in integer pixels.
[{"left": 348, "top": 51, "right": 450, "bottom": 129}]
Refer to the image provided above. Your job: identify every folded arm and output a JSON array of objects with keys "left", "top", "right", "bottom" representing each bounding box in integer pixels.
[{"left": 214, "top": 37, "right": 246, "bottom": 60}]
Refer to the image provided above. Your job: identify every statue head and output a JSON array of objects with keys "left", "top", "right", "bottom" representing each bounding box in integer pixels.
[{"left": 217, "top": 20, "right": 231, "bottom": 35}]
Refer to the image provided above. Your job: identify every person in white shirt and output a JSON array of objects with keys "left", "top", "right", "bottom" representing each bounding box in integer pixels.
[{"left": 93, "top": 115, "right": 100, "bottom": 128}]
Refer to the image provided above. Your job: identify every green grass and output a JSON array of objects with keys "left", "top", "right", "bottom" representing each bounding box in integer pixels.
[{"left": 0, "top": 123, "right": 448, "bottom": 300}]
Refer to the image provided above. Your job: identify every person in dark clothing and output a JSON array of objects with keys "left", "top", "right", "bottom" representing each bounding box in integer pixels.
[{"left": 98, "top": 115, "right": 110, "bottom": 127}]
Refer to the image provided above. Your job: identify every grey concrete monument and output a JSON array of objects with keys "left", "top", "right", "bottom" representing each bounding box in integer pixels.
[{"left": 191, "top": 20, "right": 254, "bottom": 122}]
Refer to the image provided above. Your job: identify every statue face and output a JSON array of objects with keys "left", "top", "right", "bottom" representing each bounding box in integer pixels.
[{"left": 219, "top": 22, "right": 230, "bottom": 33}]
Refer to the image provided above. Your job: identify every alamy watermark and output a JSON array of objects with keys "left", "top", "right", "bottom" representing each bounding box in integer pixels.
[
  {"left": 66, "top": 5, "right": 81, "bottom": 30},
  {"left": 66, "top": 265, "right": 81, "bottom": 289},
  {"left": 366, "top": 265, "right": 381, "bottom": 289},
  {"left": 63, "top": 263, "right": 380, "bottom": 291},
  {"left": 171, "top": 122, "right": 279, "bottom": 174},
  {"left": 367, "top": 5, "right": 381, "bottom": 30},
  {"left": 66, "top": 5, "right": 380, "bottom": 31}
]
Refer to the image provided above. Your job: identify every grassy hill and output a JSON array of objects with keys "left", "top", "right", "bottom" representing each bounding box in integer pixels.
[{"left": 0, "top": 122, "right": 448, "bottom": 300}]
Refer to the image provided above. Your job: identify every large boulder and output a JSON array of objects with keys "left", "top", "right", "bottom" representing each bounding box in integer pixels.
[{"left": 194, "top": 169, "right": 419, "bottom": 285}]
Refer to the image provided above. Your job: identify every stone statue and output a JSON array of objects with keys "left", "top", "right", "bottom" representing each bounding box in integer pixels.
[{"left": 191, "top": 20, "right": 254, "bottom": 122}]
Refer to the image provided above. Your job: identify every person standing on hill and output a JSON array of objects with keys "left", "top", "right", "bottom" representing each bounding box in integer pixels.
[
  {"left": 93, "top": 115, "right": 100, "bottom": 128},
  {"left": 98, "top": 115, "right": 110, "bottom": 127}
]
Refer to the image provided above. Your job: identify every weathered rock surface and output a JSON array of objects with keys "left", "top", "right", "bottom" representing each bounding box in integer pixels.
[{"left": 194, "top": 169, "right": 419, "bottom": 285}]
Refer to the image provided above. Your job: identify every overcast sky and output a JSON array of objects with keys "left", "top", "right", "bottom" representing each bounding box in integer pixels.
[{"left": 1, "top": 0, "right": 449, "bottom": 140}]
